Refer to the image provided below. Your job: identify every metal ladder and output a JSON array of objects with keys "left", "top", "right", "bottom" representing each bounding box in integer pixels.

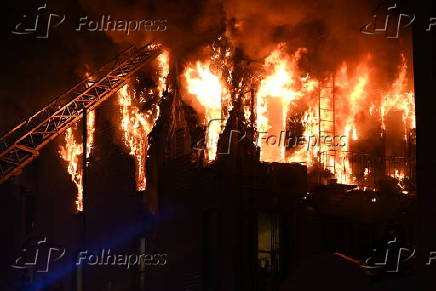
[{"left": 318, "top": 75, "right": 336, "bottom": 176}]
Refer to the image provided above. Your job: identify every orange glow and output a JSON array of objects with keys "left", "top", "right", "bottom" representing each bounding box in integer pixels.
[
  {"left": 119, "top": 86, "right": 151, "bottom": 191},
  {"left": 59, "top": 127, "right": 83, "bottom": 212},
  {"left": 86, "top": 110, "right": 95, "bottom": 160},
  {"left": 256, "top": 45, "right": 308, "bottom": 162},
  {"left": 183, "top": 60, "right": 225, "bottom": 161},
  {"left": 58, "top": 108, "right": 95, "bottom": 212},
  {"left": 59, "top": 69, "right": 96, "bottom": 213},
  {"left": 334, "top": 60, "right": 371, "bottom": 184},
  {"left": 118, "top": 51, "right": 168, "bottom": 190},
  {"left": 157, "top": 50, "right": 170, "bottom": 96},
  {"left": 381, "top": 54, "right": 415, "bottom": 134},
  {"left": 177, "top": 41, "right": 414, "bottom": 190}
]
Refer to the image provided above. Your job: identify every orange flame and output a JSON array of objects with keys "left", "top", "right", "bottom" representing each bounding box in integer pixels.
[
  {"left": 256, "top": 46, "right": 308, "bottom": 162},
  {"left": 86, "top": 110, "right": 95, "bottom": 160},
  {"left": 334, "top": 60, "right": 371, "bottom": 184},
  {"left": 157, "top": 50, "right": 170, "bottom": 95},
  {"left": 118, "top": 51, "right": 168, "bottom": 190},
  {"left": 59, "top": 109, "right": 95, "bottom": 213},
  {"left": 183, "top": 60, "right": 225, "bottom": 161},
  {"left": 381, "top": 54, "right": 415, "bottom": 134},
  {"left": 59, "top": 127, "right": 83, "bottom": 212},
  {"left": 119, "top": 86, "right": 152, "bottom": 191}
]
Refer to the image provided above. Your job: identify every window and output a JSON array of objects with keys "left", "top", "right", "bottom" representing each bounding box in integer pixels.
[{"left": 257, "top": 212, "right": 280, "bottom": 275}]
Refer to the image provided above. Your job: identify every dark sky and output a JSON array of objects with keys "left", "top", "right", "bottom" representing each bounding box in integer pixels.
[{"left": 0, "top": 0, "right": 119, "bottom": 133}]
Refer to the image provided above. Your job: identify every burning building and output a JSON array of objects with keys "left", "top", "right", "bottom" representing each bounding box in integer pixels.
[{"left": 0, "top": 0, "right": 421, "bottom": 290}]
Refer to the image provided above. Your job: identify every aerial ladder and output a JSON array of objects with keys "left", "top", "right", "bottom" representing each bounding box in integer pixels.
[{"left": 0, "top": 43, "right": 161, "bottom": 184}]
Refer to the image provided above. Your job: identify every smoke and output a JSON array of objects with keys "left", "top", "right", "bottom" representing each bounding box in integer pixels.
[
  {"left": 78, "top": 0, "right": 415, "bottom": 146},
  {"left": 78, "top": 0, "right": 413, "bottom": 83},
  {"left": 78, "top": 0, "right": 226, "bottom": 61}
]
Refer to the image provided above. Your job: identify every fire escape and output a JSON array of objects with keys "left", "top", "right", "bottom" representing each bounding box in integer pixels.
[
  {"left": 0, "top": 44, "right": 161, "bottom": 184},
  {"left": 318, "top": 76, "right": 336, "bottom": 179}
]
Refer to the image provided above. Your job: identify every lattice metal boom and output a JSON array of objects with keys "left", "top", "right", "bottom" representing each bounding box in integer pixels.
[{"left": 0, "top": 43, "right": 161, "bottom": 184}]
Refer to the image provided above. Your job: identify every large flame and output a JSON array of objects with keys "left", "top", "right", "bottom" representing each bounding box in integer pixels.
[
  {"left": 59, "top": 127, "right": 84, "bottom": 212},
  {"left": 59, "top": 109, "right": 95, "bottom": 212},
  {"left": 381, "top": 54, "right": 415, "bottom": 134},
  {"left": 334, "top": 59, "right": 371, "bottom": 184},
  {"left": 119, "top": 86, "right": 151, "bottom": 191},
  {"left": 256, "top": 45, "right": 316, "bottom": 162},
  {"left": 252, "top": 47, "right": 414, "bottom": 188},
  {"left": 118, "top": 50, "right": 169, "bottom": 190},
  {"left": 183, "top": 60, "right": 224, "bottom": 161}
]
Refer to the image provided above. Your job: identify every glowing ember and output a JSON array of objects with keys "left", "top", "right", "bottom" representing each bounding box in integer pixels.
[{"left": 183, "top": 60, "right": 224, "bottom": 161}]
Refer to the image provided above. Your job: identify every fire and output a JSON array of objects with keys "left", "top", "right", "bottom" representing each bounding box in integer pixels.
[
  {"left": 86, "top": 110, "right": 95, "bottom": 160},
  {"left": 256, "top": 46, "right": 308, "bottom": 162},
  {"left": 118, "top": 51, "right": 168, "bottom": 190},
  {"left": 157, "top": 50, "right": 170, "bottom": 95},
  {"left": 116, "top": 50, "right": 169, "bottom": 190},
  {"left": 286, "top": 108, "right": 318, "bottom": 166},
  {"left": 59, "top": 127, "right": 84, "bottom": 212},
  {"left": 59, "top": 109, "right": 95, "bottom": 212},
  {"left": 334, "top": 60, "right": 371, "bottom": 184},
  {"left": 336, "top": 60, "right": 370, "bottom": 141},
  {"left": 183, "top": 60, "right": 224, "bottom": 161},
  {"left": 130, "top": 42, "right": 415, "bottom": 192},
  {"left": 381, "top": 54, "right": 415, "bottom": 133},
  {"left": 119, "top": 86, "right": 151, "bottom": 191},
  {"left": 251, "top": 47, "right": 413, "bottom": 189}
]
